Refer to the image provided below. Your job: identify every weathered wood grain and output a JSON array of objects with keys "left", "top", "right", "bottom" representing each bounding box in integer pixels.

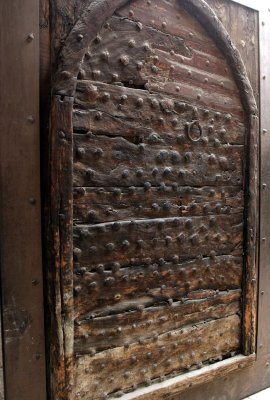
[
  {"left": 0, "top": 0, "right": 46, "bottom": 399},
  {"left": 78, "top": 14, "right": 243, "bottom": 115},
  {"left": 73, "top": 134, "right": 243, "bottom": 188},
  {"left": 179, "top": 0, "right": 257, "bottom": 115},
  {"left": 49, "top": 95, "right": 74, "bottom": 399},
  {"left": 75, "top": 289, "right": 241, "bottom": 353},
  {"left": 73, "top": 185, "right": 244, "bottom": 224},
  {"left": 206, "top": 0, "right": 259, "bottom": 105},
  {"left": 73, "top": 255, "right": 242, "bottom": 318},
  {"left": 117, "top": 0, "right": 222, "bottom": 57},
  {"left": 111, "top": 354, "right": 255, "bottom": 400},
  {"left": 73, "top": 81, "right": 246, "bottom": 145},
  {"left": 74, "top": 214, "right": 243, "bottom": 269},
  {"left": 47, "top": 0, "right": 259, "bottom": 398},
  {"left": 74, "top": 315, "right": 241, "bottom": 399}
]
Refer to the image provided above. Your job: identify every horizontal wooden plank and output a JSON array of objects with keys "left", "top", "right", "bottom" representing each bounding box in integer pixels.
[
  {"left": 73, "top": 214, "right": 243, "bottom": 269},
  {"left": 73, "top": 133, "right": 243, "bottom": 187},
  {"left": 73, "top": 255, "right": 242, "bottom": 318},
  {"left": 73, "top": 81, "right": 245, "bottom": 145},
  {"left": 73, "top": 185, "right": 244, "bottom": 224},
  {"left": 113, "top": 354, "right": 256, "bottom": 400},
  {"left": 74, "top": 289, "right": 241, "bottom": 353},
  {"left": 74, "top": 314, "right": 241, "bottom": 399},
  {"left": 79, "top": 14, "right": 227, "bottom": 82},
  {"left": 77, "top": 13, "right": 243, "bottom": 115},
  {"left": 116, "top": 2, "right": 223, "bottom": 58}
]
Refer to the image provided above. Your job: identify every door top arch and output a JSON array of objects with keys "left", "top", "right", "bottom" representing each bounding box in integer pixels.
[{"left": 53, "top": 0, "right": 257, "bottom": 116}]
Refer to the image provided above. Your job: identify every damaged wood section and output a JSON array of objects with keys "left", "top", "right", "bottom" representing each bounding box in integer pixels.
[
  {"left": 73, "top": 132, "right": 243, "bottom": 187},
  {"left": 73, "top": 186, "right": 244, "bottom": 224},
  {"left": 79, "top": 9, "right": 244, "bottom": 116},
  {"left": 73, "top": 81, "right": 246, "bottom": 145},
  {"left": 73, "top": 254, "right": 243, "bottom": 319},
  {"left": 74, "top": 314, "right": 241, "bottom": 399},
  {"left": 74, "top": 289, "right": 241, "bottom": 353}
]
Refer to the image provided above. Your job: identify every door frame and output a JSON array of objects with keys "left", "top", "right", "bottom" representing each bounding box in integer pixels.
[
  {"left": 0, "top": 0, "right": 47, "bottom": 399},
  {"left": 0, "top": 1, "right": 269, "bottom": 400}
]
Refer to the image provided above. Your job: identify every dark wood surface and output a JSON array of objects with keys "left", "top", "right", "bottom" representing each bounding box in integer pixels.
[
  {"left": 0, "top": 0, "right": 47, "bottom": 399},
  {"left": 46, "top": 0, "right": 257, "bottom": 398},
  {"left": 0, "top": 1, "right": 265, "bottom": 400},
  {"left": 44, "top": 0, "right": 263, "bottom": 399}
]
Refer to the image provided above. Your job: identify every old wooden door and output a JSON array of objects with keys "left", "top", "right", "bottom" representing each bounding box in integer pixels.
[{"left": 46, "top": 0, "right": 260, "bottom": 399}]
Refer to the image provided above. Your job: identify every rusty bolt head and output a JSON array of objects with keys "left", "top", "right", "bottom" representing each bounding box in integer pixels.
[
  {"left": 27, "top": 33, "right": 35, "bottom": 42},
  {"left": 120, "top": 54, "right": 129, "bottom": 66}
]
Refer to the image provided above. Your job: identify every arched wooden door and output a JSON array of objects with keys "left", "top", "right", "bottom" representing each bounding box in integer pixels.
[{"left": 48, "top": 0, "right": 258, "bottom": 399}]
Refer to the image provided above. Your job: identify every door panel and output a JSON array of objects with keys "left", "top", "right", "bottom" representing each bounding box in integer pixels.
[{"left": 47, "top": 0, "right": 258, "bottom": 399}]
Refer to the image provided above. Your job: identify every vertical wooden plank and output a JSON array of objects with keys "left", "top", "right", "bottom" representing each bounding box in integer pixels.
[
  {"left": 48, "top": 95, "right": 74, "bottom": 400},
  {"left": 0, "top": 317, "right": 4, "bottom": 400},
  {"left": 257, "top": 4, "right": 270, "bottom": 364},
  {"left": 0, "top": 1, "right": 46, "bottom": 399}
]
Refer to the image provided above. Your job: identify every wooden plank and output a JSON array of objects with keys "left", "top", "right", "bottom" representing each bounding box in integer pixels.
[
  {"left": 73, "top": 255, "right": 242, "bottom": 318},
  {"left": 206, "top": 0, "right": 259, "bottom": 357},
  {"left": 74, "top": 81, "right": 246, "bottom": 145},
  {"left": 74, "top": 315, "right": 241, "bottom": 399},
  {"left": 50, "top": 0, "right": 77, "bottom": 67},
  {"left": 110, "top": 354, "right": 256, "bottom": 400},
  {"left": 257, "top": 0, "right": 270, "bottom": 365},
  {"left": 116, "top": 2, "right": 226, "bottom": 58},
  {"left": 48, "top": 95, "right": 74, "bottom": 399},
  {"left": 79, "top": 13, "right": 242, "bottom": 102},
  {"left": 114, "top": 2, "right": 244, "bottom": 115},
  {"left": 74, "top": 214, "right": 243, "bottom": 269},
  {"left": 207, "top": 0, "right": 259, "bottom": 104},
  {"left": 73, "top": 134, "right": 243, "bottom": 187},
  {"left": 0, "top": 317, "right": 4, "bottom": 400},
  {"left": 75, "top": 289, "right": 241, "bottom": 353},
  {"left": 73, "top": 185, "right": 244, "bottom": 224},
  {"left": 0, "top": 0, "right": 47, "bottom": 399}
]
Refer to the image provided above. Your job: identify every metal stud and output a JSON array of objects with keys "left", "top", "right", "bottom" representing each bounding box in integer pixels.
[
  {"left": 120, "top": 54, "right": 130, "bottom": 65},
  {"left": 122, "top": 240, "right": 130, "bottom": 249},
  {"left": 184, "top": 152, "right": 192, "bottom": 163},
  {"left": 136, "top": 61, "right": 143, "bottom": 70},
  {"left": 151, "top": 98, "right": 159, "bottom": 108},
  {"left": 128, "top": 39, "right": 136, "bottom": 48},
  {"left": 106, "top": 243, "right": 115, "bottom": 252},
  {"left": 143, "top": 42, "right": 151, "bottom": 51},
  {"left": 136, "top": 97, "right": 144, "bottom": 107},
  {"left": 185, "top": 218, "right": 193, "bottom": 229},
  {"left": 144, "top": 181, "right": 151, "bottom": 190},
  {"left": 101, "top": 50, "right": 109, "bottom": 61}
]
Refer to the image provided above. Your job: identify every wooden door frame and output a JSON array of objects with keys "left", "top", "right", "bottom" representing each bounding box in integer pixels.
[
  {"left": 0, "top": 0, "right": 47, "bottom": 399},
  {"left": 0, "top": 1, "right": 269, "bottom": 400}
]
